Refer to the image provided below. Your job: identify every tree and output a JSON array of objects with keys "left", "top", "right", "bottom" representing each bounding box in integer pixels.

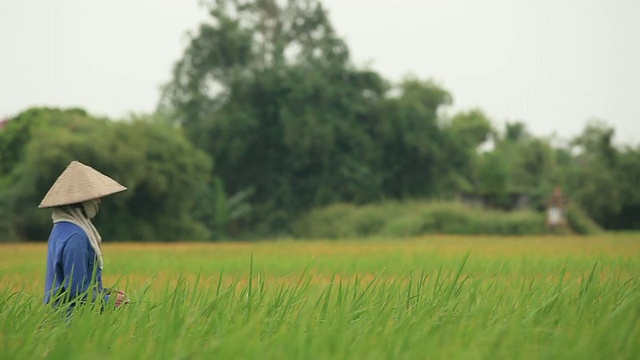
[
  {"left": 504, "top": 121, "right": 529, "bottom": 143},
  {"left": 614, "top": 147, "right": 640, "bottom": 228},
  {"left": 160, "top": 0, "right": 389, "bottom": 233},
  {"left": 440, "top": 109, "right": 493, "bottom": 194},
  {"left": 0, "top": 108, "right": 213, "bottom": 241},
  {"left": 371, "top": 77, "right": 453, "bottom": 199},
  {"left": 474, "top": 122, "right": 560, "bottom": 210},
  {"left": 476, "top": 150, "right": 510, "bottom": 208},
  {"left": 564, "top": 121, "right": 628, "bottom": 228}
]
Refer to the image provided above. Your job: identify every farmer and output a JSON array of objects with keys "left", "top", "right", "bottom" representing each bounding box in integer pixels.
[{"left": 41, "top": 161, "right": 129, "bottom": 309}]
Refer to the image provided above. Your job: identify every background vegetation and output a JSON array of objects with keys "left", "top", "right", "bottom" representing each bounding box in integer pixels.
[
  {"left": 291, "top": 201, "right": 601, "bottom": 238},
  {"left": 1, "top": 0, "right": 639, "bottom": 241}
]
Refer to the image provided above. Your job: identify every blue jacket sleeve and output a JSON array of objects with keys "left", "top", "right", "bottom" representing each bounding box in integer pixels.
[{"left": 62, "top": 233, "right": 93, "bottom": 302}]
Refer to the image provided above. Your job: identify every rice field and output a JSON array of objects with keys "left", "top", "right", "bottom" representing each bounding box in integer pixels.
[{"left": 1, "top": 234, "right": 639, "bottom": 359}]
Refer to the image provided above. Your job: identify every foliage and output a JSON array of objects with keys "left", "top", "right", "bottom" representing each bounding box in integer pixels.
[
  {"left": 474, "top": 122, "right": 562, "bottom": 210},
  {"left": 565, "top": 203, "right": 602, "bottom": 236},
  {"left": 564, "top": 121, "right": 640, "bottom": 229},
  {"left": 372, "top": 78, "right": 454, "bottom": 199},
  {"left": 165, "top": 0, "right": 385, "bottom": 212},
  {"left": 476, "top": 151, "right": 510, "bottom": 207},
  {"left": 2, "top": 1, "right": 640, "bottom": 237},
  {"left": 160, "top": 0, "right": 467, "bottom": 234},
  {"left": 439, "top": 109, "right": 493, "bottom": 192},
  {"left": 291, "top": 201, "right": 563, "bottom": 238},
  {"left": 0, "top": 108, "right": 212, "bottom": 241},
  {"left": 2, "top": 237, "right": 639, "bottom": 359}
]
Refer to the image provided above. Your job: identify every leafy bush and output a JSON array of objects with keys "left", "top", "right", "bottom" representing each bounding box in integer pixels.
[
  {"left": 292, "top": 201, "right": 599, "bottom": 238},
  {"left": 291, "top": 203, "right": 377, "bottom": 238},
  {"left": 566, "top": 203, "right": 602, "bottom": 235},
  {"left": 0, "top": 108, "right": 213, "bottom": 241}
]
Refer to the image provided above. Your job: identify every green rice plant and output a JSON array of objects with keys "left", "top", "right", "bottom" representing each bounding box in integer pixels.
[{"left": 1, "top": 236, "right": 638, "bottom": 359}]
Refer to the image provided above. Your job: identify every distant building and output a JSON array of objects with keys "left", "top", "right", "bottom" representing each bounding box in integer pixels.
[{"left": 0, "top": 117, "right": 9, "bottom": 130}]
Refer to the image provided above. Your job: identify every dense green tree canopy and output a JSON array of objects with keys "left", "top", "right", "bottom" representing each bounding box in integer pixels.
[
  {"left": 564, "top": 122, "right": 640, "bottom": 228},
  {"left": 0, "top": 108, "right": 212, "bottom": 241},
  {"left": 161, "top": 0, "right": 379, "bottom": 229},
  {"left": 160, "top": 0, "right": 471, "bottom": 232},
  {"left": 155, "top": 0, "right": 640, "bottom": 234}
]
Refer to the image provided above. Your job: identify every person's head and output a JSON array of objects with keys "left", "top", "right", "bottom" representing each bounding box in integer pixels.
[{"left": 39, "top": 161, "right": 126, "bottom": 213}]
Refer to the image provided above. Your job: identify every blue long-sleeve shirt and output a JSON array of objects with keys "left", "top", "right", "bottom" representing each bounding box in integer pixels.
[{"left": 44, "top": 221, "right": 107, "bottom": 306}]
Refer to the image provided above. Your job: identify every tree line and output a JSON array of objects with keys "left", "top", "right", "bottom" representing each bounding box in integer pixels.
[{"left": 1, "top": 0, "right": 638, "bottom": 241}]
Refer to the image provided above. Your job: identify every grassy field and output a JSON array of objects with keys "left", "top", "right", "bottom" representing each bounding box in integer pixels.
[{"left": 1, "top": 234, "right": 639, "bottom": 359}]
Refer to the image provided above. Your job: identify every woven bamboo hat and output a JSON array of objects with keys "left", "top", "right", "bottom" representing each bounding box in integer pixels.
[{"left": 38, "top": 161, "right": 127, "bottom": 208}]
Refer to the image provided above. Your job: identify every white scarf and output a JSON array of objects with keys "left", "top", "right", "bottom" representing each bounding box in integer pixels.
[{"left": 51, "top": 200, "right": 103, "bottom": 269}]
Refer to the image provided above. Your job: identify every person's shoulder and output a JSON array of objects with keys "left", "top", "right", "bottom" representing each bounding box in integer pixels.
[
  {"left": 52, "top": 222, "right": 89, "bottom": 242},
  {"left": 53, "top": 221, "right": 84, "bottom": 233}
]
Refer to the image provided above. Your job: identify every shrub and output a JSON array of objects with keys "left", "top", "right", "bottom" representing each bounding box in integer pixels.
[
  {"left": 291, "top": 201, "right": 592, "bottom": 238},
  {"left": 566, "top": 203, "right": 602, "bottom": 235}
]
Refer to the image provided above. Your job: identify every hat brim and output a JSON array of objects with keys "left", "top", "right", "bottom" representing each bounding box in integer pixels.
[{"left": 38, "top": 161, "right": 127, "bottom": 208}]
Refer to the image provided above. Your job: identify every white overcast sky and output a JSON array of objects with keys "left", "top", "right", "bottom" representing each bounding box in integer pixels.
[{"left": 1, "top": 0, "right": 638, "bottom": 145}]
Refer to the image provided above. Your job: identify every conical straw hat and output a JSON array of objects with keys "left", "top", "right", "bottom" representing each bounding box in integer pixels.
[{"left": 38, "top": 161, "right": 127, "bottom": 208}]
